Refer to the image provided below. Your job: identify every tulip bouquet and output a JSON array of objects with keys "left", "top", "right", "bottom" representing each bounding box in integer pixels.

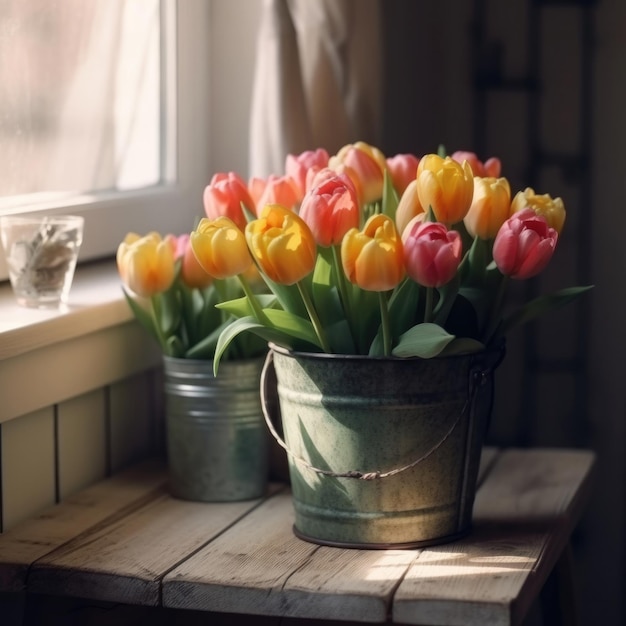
[
  {"left": 187, "top": 142, "right": 591, "bottom": 373},
  {"left": 116, "top": 231, "right": 266, "bottom": 360}
]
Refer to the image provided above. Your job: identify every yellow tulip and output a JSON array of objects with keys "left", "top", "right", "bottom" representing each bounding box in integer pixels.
[
  {"left": 395, "top": 179, "right": 426, "bottom": 237},
  {"left": 463, "top": 176, "right": 512, "bottom": 240},
  {"left": 245, "top": 204, "right": 317, "bottom": 285},
  {"left": 341, "top": 214, "right": 405, "bottom": 292},
  {"left": 510, "top": 187, "right": 566, "bottom": 234},
  {"left": 190, "top": 217, "right": 252, "bottom": 279},
  {"left": 116, "top": 231, "right": 176, "bottom": 297},
  {"left": 416, "top": 154, "right": 474, "bottom": 226}
]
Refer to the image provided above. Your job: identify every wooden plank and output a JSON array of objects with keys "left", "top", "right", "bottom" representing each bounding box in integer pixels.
[
  {"left": 28, "top": 485, "right": 285, "bottom": 607},
  {"left": 164, "top": 491, "right": 419, "bottom": 622},
  {"left": 392, "top": 448, "right": 595, "bottom": 626},
  {"left": 0, "top": 458, "right": 167, "bottom": 592},
  {"left": 163, "top": 449, "right": 502, "bottom": 622}
]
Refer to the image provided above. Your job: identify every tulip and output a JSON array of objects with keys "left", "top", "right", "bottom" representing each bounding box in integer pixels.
[
  {"left": 492, "top": 208, "right": 558, "bottom": 279},
  {"left": 203, "top": 172, "right": 256, "bottom": 231},
  {"left": 510, "top": 187, "right": 566, "bottom": 234},
  {"left": 395, "top": 179, "right": 426, "bottom": 237},
  {"left": 451, "top": 151, "right": 501, "bottom": 178},
  {"left": 386, "top": 153, "right": 420, "bottom": 196},
  {"left": 416, "top": 154, "right": 474, "bottom": 226},
  {"left": 169, "top": 234, "right": 214, "bottom": 289},
  {"left": 245, "top": 204, "right": 317, "bottom": 285},
  {"left": 463, "top": 176, "right": 512, "bottom": 240},
  {"left": 249, "top": 174, "right": 300, "bottom": 212},
  {"left": 285, "top": 148, "right": 330, "bottom": 198},
  {"left": 402, "top": 219, "right": 463, "bottom": 288},
  {"left": 299, "top": 173, "right": 360, "bottom": 247},
  {"left": 190, "top": 217, "right": 253, "bottom": 280},
  {"left": 116, "top": 232, "right": 176, "bottom": 297},
  {"left": 341, "top": 214, "right": 405, "bottom": 292},
  {"left": 329, "top": 141, "right": 387, "bottom": 205}
]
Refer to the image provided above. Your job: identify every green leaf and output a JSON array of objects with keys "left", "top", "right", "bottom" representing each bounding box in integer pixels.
[
  {"left": 433, "top": 273, "right": 460, "bottom": 326},
  {"left": 381, "top": 169, "right": 399, "bottom": 221},
  {"left": 216, "top": 294, "right": 279, "bottom": 317},
  {"left": 263, "top": 308, "right": 322, "bottom": 347},
  {"left": 392, "top": 323, "right": 456, "bottom": 358},
  {"left": 123, "top": 288, "right": 162, "bottom": 346},
  {"left": 500, "top": 285, "right": 594, "bottom": 336},
  {"left": 439, "top": 337, "right": 485, "bottom": 356}
]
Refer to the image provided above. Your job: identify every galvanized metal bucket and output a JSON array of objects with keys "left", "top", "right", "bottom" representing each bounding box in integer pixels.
[
  {"left": 261, "top": 343, "right": 504, "bottom": 548},
  {"left": 163, "top": 356, "right": 268, "bottom": 502}
]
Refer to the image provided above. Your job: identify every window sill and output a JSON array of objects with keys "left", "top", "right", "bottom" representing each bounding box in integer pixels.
[{"left": 0, "top": 260, "right": 162, "bottom": 423}]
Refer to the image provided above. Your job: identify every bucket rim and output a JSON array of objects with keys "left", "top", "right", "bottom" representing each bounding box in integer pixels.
[{"left": 268, "top": 341, "right": 504, "bottom": 363}]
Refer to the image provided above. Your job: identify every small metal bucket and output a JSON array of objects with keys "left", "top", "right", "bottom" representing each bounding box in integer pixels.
[
  {"left": 261, "top": 343, "right": 504, "bottom": 548},
  {"left": 163, "top": 356, "right": 268, "bottom": 502}
]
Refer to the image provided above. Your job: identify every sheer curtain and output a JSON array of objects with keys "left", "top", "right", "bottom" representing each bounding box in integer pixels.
[{"left": 248, "top": 0, "right": 382, "bottom": 178}]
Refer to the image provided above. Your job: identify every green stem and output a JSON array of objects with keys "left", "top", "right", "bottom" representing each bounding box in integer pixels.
[
  {"left": 236, "top": 273, "right": 270, "bottom": 325},
  {"left": 331, "top": 244, "right": 355, "bottom": 338},
  {"left": 150, "top": 294, "right": 171, "bottom": 356},
  {"left": 483, "top": 274, "right": 509, "bottom": 345},
  {"left": 424, "top": 287, "right": 434, "bottom": 324},
  {"left": 378, "top": 291, "right": 392, "bottom": 357},
  {"left": 296, "top": 281, "right": 332, "bottom": 353}
]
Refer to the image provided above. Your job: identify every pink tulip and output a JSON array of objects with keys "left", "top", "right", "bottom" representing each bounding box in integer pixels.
[
  {"left": 492, "top": 208, "right": 558, "bottom": 279},
  {"left": 249, "top": 174, "right": 300, "bottom": 212},
  {"left": 402, "top": 219, "right": 462, "bottom": 288},
  {"left": 203, "top": 172, "right": 255, "bottom": 231},
  {"left": 168, "top": 234, "right": 214, "bottom": 289},
  {"left": 299, "top": 173, "right": 360, "bottom": 247},
  {"left": 386, "top": 153, "right": 420, "bottom": 196},
  {"left": 451, "top": 151, "right": 501, "bottom": 178},
  {"left": 285, "top": 148, "right": 330, "bottom": 199}
]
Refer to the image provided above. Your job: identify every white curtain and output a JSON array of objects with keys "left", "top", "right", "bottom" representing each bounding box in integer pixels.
[{"left": 248, "top": 0, "right": 382, "bottom": 178}]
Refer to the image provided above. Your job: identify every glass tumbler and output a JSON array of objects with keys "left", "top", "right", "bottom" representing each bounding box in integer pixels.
[{"left": 0, "top": 214, "right": 85, "bottom": 308}]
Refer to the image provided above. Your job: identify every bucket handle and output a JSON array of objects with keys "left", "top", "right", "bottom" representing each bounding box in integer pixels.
[{"left": 260, "top": 349, "right": 496, "bottom": 481}]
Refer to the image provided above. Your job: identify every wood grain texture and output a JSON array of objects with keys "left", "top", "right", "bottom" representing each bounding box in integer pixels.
[
  {"left": 392, "top": 448, "right": 595, "bottom": 626},
  {"left": 0, "top": 458, "right": 167, "bottom": 592},
  {"left": 164, "top": 492, "right": 418, "bottom": 622},
  {"left": 28, "top": 484, "right": 285, "bottom": 606}
]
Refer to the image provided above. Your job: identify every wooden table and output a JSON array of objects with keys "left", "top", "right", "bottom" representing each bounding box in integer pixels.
[{"left": 0, "top": 447, "right": 594, "bottom": 626}]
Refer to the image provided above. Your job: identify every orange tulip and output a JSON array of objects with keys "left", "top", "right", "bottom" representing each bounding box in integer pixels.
[
  {"left": 116, "top": 232, "right": 176, "bottom": 297},
  {"left": 416, "top": 154, "right": 474, "bottom": 226},
  {"left": 203, "top": 172, "right": 255, "bottom": 231},
  {"left": 463, "top": 176, "right": 512, "bottom": 240},
  {"left": 299, "top": 172, "right": 360, "bottom": 247},
  {"left": 510, "top": 187, "right": 566, "bottom": 234},
  {"left": 329, "top": 141, "right": 387, "bottom": 205},
  {"left": 245, "top": 204, "right": 317, "bottom": 285},
  {"left": 190, "top": 217, "right": 253, "bottom": 279},
  {"left": 341, "top": 214, "right": 405, "bottom": 292}
]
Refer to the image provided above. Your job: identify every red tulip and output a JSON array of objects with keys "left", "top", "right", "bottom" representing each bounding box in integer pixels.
[
  {"left": 285, "top": 148, "right": 330, "bottom": 199},
  {"left": 492, "top": 208, "right": 558, "bottom": 279},
  {"left": 402, "top": 219, "right": 462, "bottom": 288},
  {"left": 299, "top": 173, "right": 359, "bottom": 247},
  {"left": 249, "top": 174, "right": 300, "bottom": 212},
  {"left": 450, "top": 151, "right": 501, "bottom": 178},
  {"left": 203, "top": 172, "right": 255, "bottom": 231},
  {"left": 386, "top": 153, "right": 420, "bottom": 196}
]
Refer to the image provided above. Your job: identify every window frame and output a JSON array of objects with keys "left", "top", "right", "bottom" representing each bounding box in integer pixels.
[{"left": 0, "top": 0, "right": 211, "bottom": 281}]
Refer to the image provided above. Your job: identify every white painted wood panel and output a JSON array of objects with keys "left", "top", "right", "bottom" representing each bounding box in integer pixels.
[
  {"left": 109, "top": 371, "right": 154, "bottom": 473},
  {"left": 57, "top": 390, "right": 107, "bottom": 500},
  {"left": 1, "top": 408, "right": 55, "bottom": 532}
]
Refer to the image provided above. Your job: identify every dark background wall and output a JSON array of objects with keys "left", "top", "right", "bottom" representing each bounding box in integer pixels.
[{"left": 380, "top": 1, "right": 624, "bottom": 624}]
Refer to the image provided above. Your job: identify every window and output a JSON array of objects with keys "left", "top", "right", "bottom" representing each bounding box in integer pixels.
[{"left": 0, "top": 0, "right": 211, "bottom": 279}]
